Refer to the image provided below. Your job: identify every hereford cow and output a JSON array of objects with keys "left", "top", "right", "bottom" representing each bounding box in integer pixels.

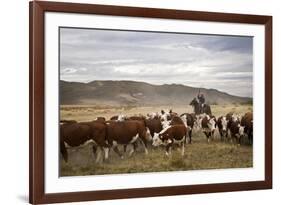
[
  {"left": 152, "top": 125, "right": 189, "bottom": 156},
  {"left": 106, "top": 120, "right": 152, "bottom": 158},
  {"left": 60, "top": 121, "right": 108, "bottom": 163},
  {"left": 217, "top": 116, "right": 228, "bottom": 140},
  {"left": 200, "top": 114, "right": 217, "bottom": 142},
  {"left": 241, "top": 112, "right": 253, "bottom": 144},
  {"left": 159, "top": 110, "right": 174, "bottom": 129},
  {"left": 229, "top": 120, "right": 245, "bottom": 145},
  {"left": 179, "top": 113, "right": 195, "bottom": 143},
  {"left": 145, "top": 117, "right": 163, "bottom": 139}
]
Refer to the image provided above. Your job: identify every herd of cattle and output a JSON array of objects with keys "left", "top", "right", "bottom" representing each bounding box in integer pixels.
[{"left": 60, "top": 110, "right": 253, "bottom": 163}]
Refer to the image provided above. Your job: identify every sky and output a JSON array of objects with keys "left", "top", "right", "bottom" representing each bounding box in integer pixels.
[{"left": 60, "top": 27, "right": 253, "bottom": 97}]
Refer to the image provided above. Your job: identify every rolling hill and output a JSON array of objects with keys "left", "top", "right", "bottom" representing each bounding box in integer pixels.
[{"left": 60, "top": 80, "right": 252, "bottom": 106}]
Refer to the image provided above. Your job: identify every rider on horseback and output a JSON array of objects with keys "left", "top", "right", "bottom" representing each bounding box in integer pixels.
[{"left": 197, "top": 90, "right": 205, "bottom": 114}]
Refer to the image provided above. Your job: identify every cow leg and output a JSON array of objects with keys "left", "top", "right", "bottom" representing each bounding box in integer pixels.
[
  {"left": 204, "top": 132, "right": 210, "bottom": 143},
  {"left": 60, "top": 140, "right": 68, "bottom": 163},
  {"left": 212, "top": 130, "right": 215, "bottom": 141},
  {"left": 165, "top": 144, "right": 172, "bottom": 156},
  {"left": 128, "top": 142, "right": 138, "bottom": 157},
  {"left": 113, "top": 146, "right": 124, "bottom": 159},
  {"left": 141, "top": 140, "right": 149, "bottom": 155},
  {"left": 237, "top": 136, "right": 241, "bottom": 146},
  {"left": 123, "top": 145, "right": 127, "bottom": 153},
  {"left": 181, "top": 142, "right": 185, "bottom": 156},
  {"left": 103, "top": 147, "right": 110, "bottom": 160},
  {"left": 92, "top": 144, "right": 97, "bottom": 155},
  {"left": 219, "top": 130, "right": 223, "bottom": 141},
  {"left": 189, "top": 129, "right": 192, "bottom": 144},
  {"left": 95, "top": 147, "right": 102, "bottom": 163}
]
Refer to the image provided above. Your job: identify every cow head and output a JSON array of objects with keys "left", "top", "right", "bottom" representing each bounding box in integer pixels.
[
  {"left": 152, "top": 132, "right": 171, "bottom": 146},
  {"left": 207, "top": 117, "right": 216, "bottom": 132},
  {"left": 117, "top": 114, "right": 126, "bottom": 121},
  {"left": 238, "top": 124, "right": 245, "bottom": 137},
  {"left": 232, "top": 114, "right": 241, "bottom": 123},
  {"left": 221, "top": 117, "right": 228, "bottom": 131},
  {"left": 152, "top": 133, "right": 162, "bottom": 146},
  {"left": 220, "top": 116, "right": 228, "bottom": 136}
]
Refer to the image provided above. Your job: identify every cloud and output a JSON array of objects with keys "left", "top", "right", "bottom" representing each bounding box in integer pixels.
[{"left": 60, "top": 28, "right": 253, "bottom": 97}]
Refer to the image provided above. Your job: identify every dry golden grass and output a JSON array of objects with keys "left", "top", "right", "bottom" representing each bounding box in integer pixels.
[{"left": 60, "top": 104, "right": 253, "bottom": 176}]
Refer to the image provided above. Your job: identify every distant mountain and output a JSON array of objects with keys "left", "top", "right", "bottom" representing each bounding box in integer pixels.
[{"left": 60, "top": 80, "right": 252, "bottom": 106}]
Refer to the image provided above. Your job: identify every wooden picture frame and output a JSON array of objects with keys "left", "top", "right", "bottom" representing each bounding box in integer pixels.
[{"left": 29, "top": 1, "right": 272, "bottom": 204}]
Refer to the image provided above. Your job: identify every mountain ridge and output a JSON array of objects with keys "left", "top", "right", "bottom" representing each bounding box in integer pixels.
[{"left": 60, "top": 80, "right": 252, "bottom": 106}]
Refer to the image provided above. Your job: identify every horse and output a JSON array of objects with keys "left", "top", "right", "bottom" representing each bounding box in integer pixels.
[{"left": 189, "top": 97, "right": 212, "bottom": 115}]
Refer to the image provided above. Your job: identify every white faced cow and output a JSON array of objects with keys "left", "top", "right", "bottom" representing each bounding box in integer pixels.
[
  {"left": 217, "top": 116, "right": 228, "bottom": 140},
  {"left": 200, "top": 114, "right": 217, "bottom": 142},
  {"left": 152, "top": 125, "right": 188, "bottom": 156}
]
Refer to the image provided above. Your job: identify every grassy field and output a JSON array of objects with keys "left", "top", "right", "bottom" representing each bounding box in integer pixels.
[{"left": 60, "top": 104, "right": 253, "bottom": 176}]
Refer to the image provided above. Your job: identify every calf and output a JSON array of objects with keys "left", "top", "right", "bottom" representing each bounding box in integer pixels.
[
  {"left": 106, "top": 120, "right": 151, "bottom": 158},
  {"left": 152, "top": 125, "right": 188, "bottom": 156},
  {"left": 217, "top": 116, "right": 228, "bottom": 140},
  {"left": 60, "top": 121, "right": 108, "bottom": 163}
]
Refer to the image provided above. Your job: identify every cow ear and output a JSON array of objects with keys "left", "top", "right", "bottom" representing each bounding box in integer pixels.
[{"left": 161, "top": 110, "right": 164, "bottom": 114}]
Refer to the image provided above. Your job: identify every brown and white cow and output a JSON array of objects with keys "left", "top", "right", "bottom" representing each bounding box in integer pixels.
[
  {"left": 179, "top": 113, "right": 195, "bottom": 143},
  {"left": 170, "top": 115, "right": 192, "bottom": 144},
  {"left": 200, "top": 114, "right": 217, "bottom": 142},
  {"left": 152, "top": 125, "right": 188, "bottom": 156},
  {"left": 229, "top": 120, "right": 245, "bottom": 145},
  {"left": 106, "top": 120, "right": 152, "bottom": 158},
  {"left": 60, "top": 121, "right": 108, "bottom": 163},
  {"left": 160, "top": 109, "right": 177, "bottom": 129},
  {"left": 145, "top": 117, "right": 163, "bottom": 139},
  {"left": 225, "top": 112, "right": 245, "bottom": 145},
  {"left": 241, "top": 112, "right": 253, "bottom": 144},
  {"left": 217, "top": 116, "right": 228, "bottom": 140}
]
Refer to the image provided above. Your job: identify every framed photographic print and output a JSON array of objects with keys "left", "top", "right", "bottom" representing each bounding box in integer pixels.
[{"left": 29, "top": 1, "right": 272, "bottom": 204}]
